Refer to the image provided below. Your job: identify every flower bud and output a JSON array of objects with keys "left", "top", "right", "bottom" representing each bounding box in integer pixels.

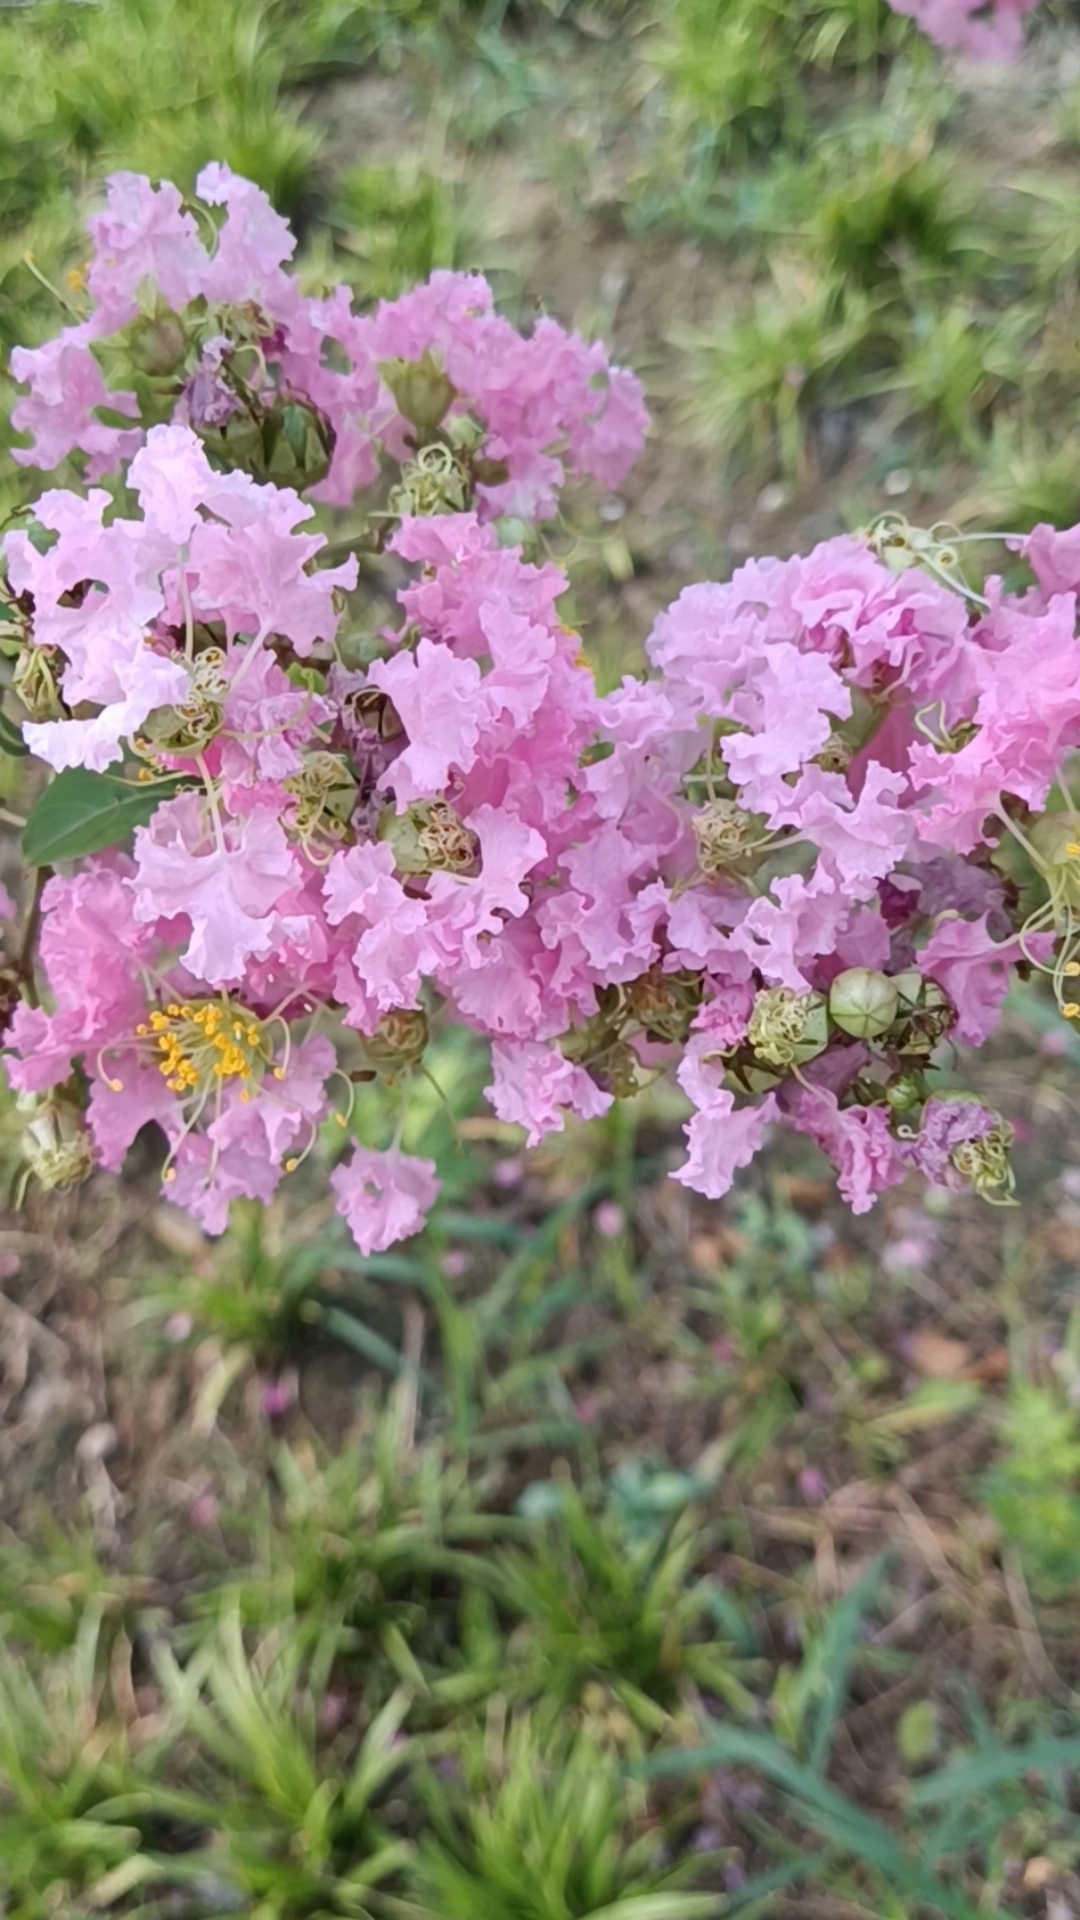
[
  {"left": 884, "top": 1072, "right": 924, "bottom": 1113},
  {"left": 747, "top": 988, "right": 829, "bottom": 1070},
  {"left": 1029, "top": 811, "right": 1080, "bottom": 909},
  {"left": 13, "top": 644, "right": 64, "bottom": 721},
  {"left": 260, "top": 397, "right": 337, "bottom": 490},
  {"left": 127, "top": 309, "right": 189, "bottom": 377},
  {"left": 18, "top": 1086, "right": 94, "bottom": 1193},
  {"left": 828, "top": 967, "right": 899, "bottom": 1040},
  {"left": 380, "top": 350, "right": 457, "bottom": 433}
]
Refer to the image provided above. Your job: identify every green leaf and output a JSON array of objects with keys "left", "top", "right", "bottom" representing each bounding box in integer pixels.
[
  {"left": 642, "top": 1727, "right": 986, "bottom": 1920},
  {"left": 0, "top": 709, "right": 27, "bottom": 757},
  {"left": 22, "top": 768, "right": 182, "bottom": 864},
  {"left": 316, "top": 1303, "right": 433, "bottom": 1385},
  {"left": 805, "top": 1553, "right": 889, "bottom": 1771}
]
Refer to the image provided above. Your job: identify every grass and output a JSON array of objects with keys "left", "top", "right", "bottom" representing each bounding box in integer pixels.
[{"left": 8, "top": 0, "right": 1080, "bottom": 1914}]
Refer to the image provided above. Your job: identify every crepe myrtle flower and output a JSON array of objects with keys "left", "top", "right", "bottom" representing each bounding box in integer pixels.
[{"left": 3, "top": 167, "right": 1076, "bottom": 1248}]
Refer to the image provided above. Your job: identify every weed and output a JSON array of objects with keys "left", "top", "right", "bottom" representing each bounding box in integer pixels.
[
  {"left": 0, "top": 1611, "right": 172, "bottom": 1916},
  {"left": 330, "top": 163, "right": 478, "bottom": 300},
  {"left": 495, "top": 1480, "right": 759, "bottom": 1726},
  {"left": 387, "top": 1711, "right": 724, "bottom": 1920},
  {"left": 647, "top": 0, "right": 913, "bottom": 168},
  {"left": 984, "top": 1375, "right": 1080, "bottom": 1598},
  {"left": 152, "top": 1609, "right": 418, "bottom": 1913}
]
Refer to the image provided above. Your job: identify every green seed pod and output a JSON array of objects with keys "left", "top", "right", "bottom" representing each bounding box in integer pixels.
[
  {"left": 828, "top": 967, "right": 900, "bottom": 1040},
  {"left": 888, "top": 970, "right": 956, "bottom": 1057},
  {"left": 380, "top": 350, "right": 457, "bottom": 433}
]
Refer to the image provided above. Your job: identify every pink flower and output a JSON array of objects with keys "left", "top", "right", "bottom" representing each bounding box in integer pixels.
[
  {"left": 86, "top": 172, "right": 208, "bottom": 316},
  {"left": 10, "top": 324, "right": 141, "bottom": 473},
  {"left": 331, "top": 1146, "right": 440, "bottom": 1255},
  {"left": 784, "top": 1085, "right": 905, "bottom": 1213},
  {"left": 486, "top": 1039, "right": 613, "bottom": 1145},
  {"left": 324, "top": 843, "right": 440, "bottom": 1018},
  {"left": 895, "top": 1096, "right": 999, "bottom": 1189},
  {"left": 132, "top": 795, "right": 299, "bottom": 985},
  {"left": 886, "top": 0, "right": 1036, "bottom": 60},
  {"left": 674, "top": 1084, "right": 779, "bottom": 1201},
  {"left": 367, "top": 641, "right": 489, "bottom": 803},
  {"left": 919, "top": 913, "right": 1031, "bottom": 1045},
  {"left": 196, "top": 163, "right": 298, "bottom": 309}
]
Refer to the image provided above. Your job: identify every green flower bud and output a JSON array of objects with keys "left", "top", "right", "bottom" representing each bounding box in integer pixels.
[
  {"left": 1029, "top": 812, "right": 1080, "bottom": 910},
  {"left": 444, "top": 414, "right": 486, "bottom": 453},
  {"left": 747, "top": 987, "right": 829, "bottom": 1070},
  {"left": 828, "top": 967, "right": 899, "bottom": 1040},
  {"left": 18, "top": 1086, "right": 94, "bottom": 1193},
  {"left": 13, "top": 644, "right": 64, "bottom": 721},
  {"left": 884, "top": 1072, "right": 924, "bottom": 1113},
  {"left": 127, "top": 310, "right": 189, "bottom": 377},
  {"left": 380, "top": 350, "right": 457, "bottom": 433},
  {"left": 261, "top": 398, "right": 336, "bottom": 490},
  {"left": 495, "top": 517, "right": 534, "bottom": 551}
]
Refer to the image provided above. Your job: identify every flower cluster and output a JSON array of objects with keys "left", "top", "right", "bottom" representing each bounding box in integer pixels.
[
  {"left": 11, "top": 165, "right": 645, "bottom": 522},
  {"left": 3, "top": 169, "right": 1076, "bottom": 1250}
]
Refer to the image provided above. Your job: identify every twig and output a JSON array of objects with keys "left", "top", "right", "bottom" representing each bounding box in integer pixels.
[{"left": 14, "top": 862, "right": 50, "bottom": 1008}]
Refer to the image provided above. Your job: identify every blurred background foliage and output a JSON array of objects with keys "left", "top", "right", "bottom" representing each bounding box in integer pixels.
[{"left": 7, "top": 0, "right": 1080, "bottom": 1915}]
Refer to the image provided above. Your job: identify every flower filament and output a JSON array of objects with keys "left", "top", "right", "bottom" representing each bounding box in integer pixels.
[{"left": 136, "top": 998, "right": 284, "bottom": 1104}]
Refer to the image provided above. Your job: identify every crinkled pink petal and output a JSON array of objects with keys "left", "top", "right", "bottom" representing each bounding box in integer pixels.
[{"left": 331, "top": 1146, "right": 440, "bottom": 1255}]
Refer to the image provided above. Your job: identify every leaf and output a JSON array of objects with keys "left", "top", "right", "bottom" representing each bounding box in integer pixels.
[
  {"left": 22, "top": 768, "right": 181, "bottom": 865},
  {"left": 805, "top": 1553, "right": 889, "bottom": 1772},
  {"left": 316, "top": 1303, "right": 432, "bottom": 1385},
  {"left": 641, "top": 1727, "right": 986, "bottom": 1920},
  {"left": 0, "top": 709, "right": 28, "bottom": 757}
]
